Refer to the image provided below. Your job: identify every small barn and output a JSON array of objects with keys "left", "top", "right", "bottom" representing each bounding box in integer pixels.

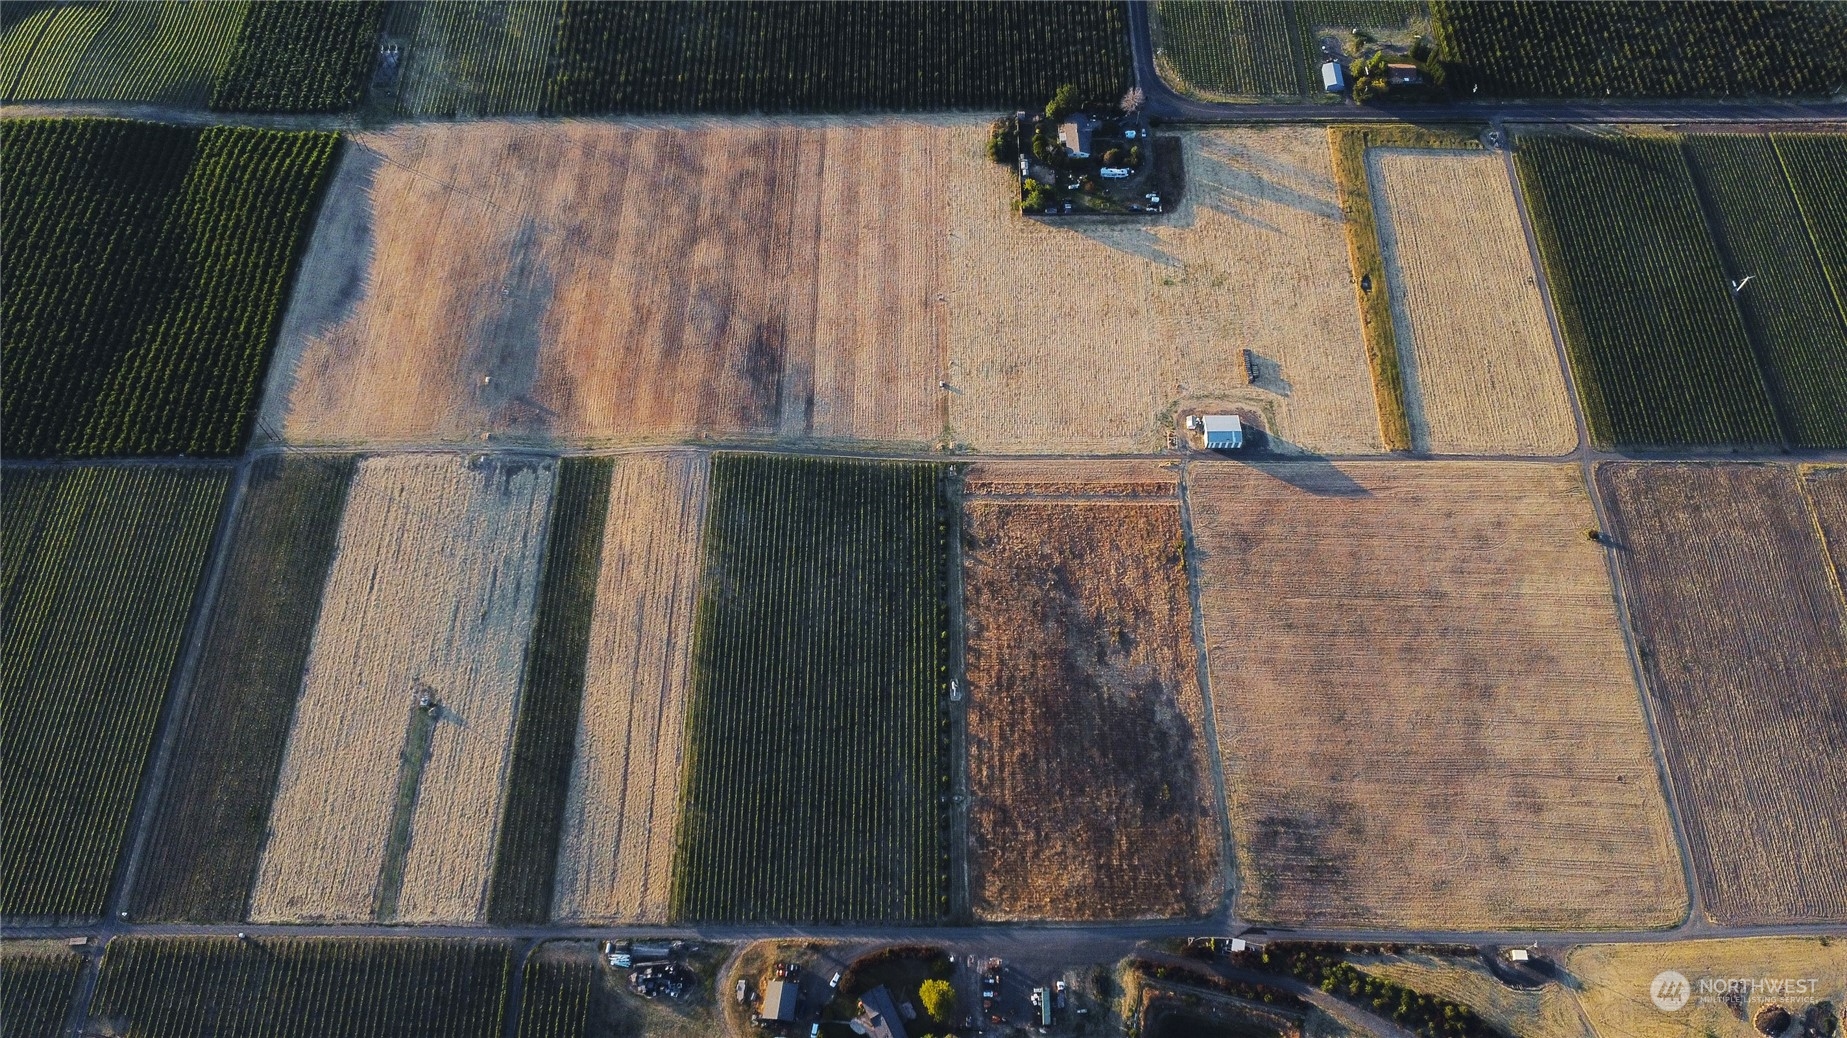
[
  {"left": 858, "top": 985, "right": 909, "bottom": 1038},
  {"left": 1201, "top": 415, "right": 1244, "bottom": 449},
  {"left": 760, "top": 979, "right": 798, "bottom": 1023},
  {"left": 1386, "top": 62, "right": 1423, "bottom": 85},
  {"left": 1321, "top": 61, "right": 1347, "bottom": 93}
]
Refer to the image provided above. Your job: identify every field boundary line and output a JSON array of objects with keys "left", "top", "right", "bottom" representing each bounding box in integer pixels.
[
  {"left": 1795, "top": 465, "right": 1847, "bottom": 632},
  {"left": 58, "top": 939, "right": 104, "bottom": 1038},
  {"left": 1176, "top": 459, "right": 1240, "bottom": 923},
  {"left": 108, "top": 459, "right": 250, "bottom": 922},
  {"left": 946, "top": 466, "right": 973, "bottom": 924},
  {"left": 1501, "top": 128, "right": 1702, "bottom": 929}
]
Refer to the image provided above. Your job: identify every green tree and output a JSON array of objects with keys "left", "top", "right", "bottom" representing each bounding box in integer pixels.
[
  {"left": 919, "top": 978, "right": 957, "bottom": 1024},
  {"left": 1045, "top": 82, "right": 1079, "bottom": 120}
]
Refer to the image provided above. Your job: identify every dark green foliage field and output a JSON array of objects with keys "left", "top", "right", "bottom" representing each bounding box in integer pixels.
[
  {"left": 1, "top": 464, "right": 230, "bottom": 918},
  {"left": 514, "top": 953, "right": 594, "bottom": 1038},
  {"left": 542, "top": 1, "right": 1131, "bottom": 115},
  {"left": 210, "top": 0, "right": 383, "bottom": 112},
  {"left": 0, "top": 949, "right": 82, "bottom": 1038},
  {"left": 488, "top": 458, "right": 613, "bottom": 924},
  {"left": 132, "top": 456, "right": 355, "bottom": 922},
  {"left": 1514, "top": 133, "right": 1781, "bottom": 448},
  {"left": 672, "top": 455, "right": 951, "bottom": 923},
  {"left": 0, "top": 119, "right": 338, "bottom": 459},
  {"left": 1153, "top": 1, "right": 1422, "bottom": 98},
  {"left": 1776, "top": 135, "right": 1847, "bottom": 330},
  {"left": 1433, "top": 1, "right": 1847, "bottom": 98},
  {"left": 91, "top": 937, "right": 512, "bottom": 1037},
  {"left": 1684, "top": 135, "right": 1847, "bottom": 448}
]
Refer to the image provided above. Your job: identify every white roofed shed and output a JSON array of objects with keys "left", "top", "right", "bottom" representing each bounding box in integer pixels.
[{"left": 1201, "top": 414, "right": 1244, "bottom": 449}]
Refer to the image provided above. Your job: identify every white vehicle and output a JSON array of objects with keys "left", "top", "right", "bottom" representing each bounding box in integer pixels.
[{"left": 1099, "top": 166, "right": 1131, "bottom": 178}]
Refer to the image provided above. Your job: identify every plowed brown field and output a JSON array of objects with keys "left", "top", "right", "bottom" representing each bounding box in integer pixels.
[
  {"left": 550, "top": 452, "right": 708, "bottom": 923},
  {"left": 1367, "top": 149, "right": 1575, "bottom": 455},
  {"left": 963, "top": 476, "right": 1222, "bottom": 919},
  {"left": 1598, "top": 462, "right": 1847, "bottom": 924},
  {"left": 1189, "top": 461, "right": 1684, "bottom": 929},
  {"left": 263, "top": 120, "right": 945, "bottom": 449},
  {"left": 251, "top": 453, "right": 554, "bottom": 923}
]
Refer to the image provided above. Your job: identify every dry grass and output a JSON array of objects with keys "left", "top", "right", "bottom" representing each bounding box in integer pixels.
[
  {"left": 251, "top": 453, "right": 554, "bottom": 923},
  {"left": 1188, "top": 460, "right": 1685, "bottom": 928},
  {"left": 1353, "top": 951, "right": 1590, "bottom": 1038},
  {"left": 962, "top": 484, "right": 1223, "bottom": 920},
  {"left": 1569, "top": 938, "right": 1847, "bottom": 1038},
  {"left": 1368, "top": 149, "right": 1576, "bottom": 455},
  {"left": 947, "top": 125, "right": 1378, "bottom": 455},
  {"left": 263, "top": 119, "right": 945, "bottom": 450},
  {"left": 1598, "top": 462, "right": 1847, "bottom": 924},
  {"left": 550, "top": 452, "right": 708, "bottom": 923},
  {"left": 963, "top": 458, "right": 1182, "bottom": 497}
]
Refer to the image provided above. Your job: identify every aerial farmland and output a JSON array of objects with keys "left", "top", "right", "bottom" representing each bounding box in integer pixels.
[{"left": 5, "top": 3, "right": 1847, "bottom": 1035}]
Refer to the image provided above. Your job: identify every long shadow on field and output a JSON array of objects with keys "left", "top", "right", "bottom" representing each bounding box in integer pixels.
[{"left": 1196, "top": 437, "right": 1370, "bottom": 498}]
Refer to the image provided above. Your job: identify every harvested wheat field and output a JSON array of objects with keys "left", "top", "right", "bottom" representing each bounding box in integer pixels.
[
  {"left": 948, "top": 126, "right": 1378, "bottom": 454},
  {"left": 1571, "top": 938, "right": 1847, "bottom": 1038},
  {"left": 1597, "top": 463, "right": 1847, "bottom": 924},
  {"left": 962, "top": 474, "right": 1222, "bottom": 919},
  {"left": 551, "top": 452, "right": 708, "bottom": 923},
  {"left": 1352, "top": 951, "right": 1590, "bottom": 1038},
  {"left": 263, "top": 119, "right": 946, "bottom": 449},
  {"left": 1188, "top": 460, "right": 1684, "bottom": 929},
  {"left": 1367, "top": 149, "right": 1575, "bottom": 455},
  {"left": 252, "top": 453, "right": 555, "bottom": 924}
]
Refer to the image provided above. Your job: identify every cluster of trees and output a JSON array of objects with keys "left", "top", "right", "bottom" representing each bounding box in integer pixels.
[
  {"left": 1, "top": 119, "right": 340, "bottom": 458},
  {"left": 209, "top": 1, "right": 384, "bottom": 112},
  {"left": 1431, "top": 0, "right": 1847, "bottom": 98},
  {"left": 1236, "top": 945, "right": 1503, "bottom": 1038},
  {"left": 541, "top": 1, "right": 1130, "bottom": 115}
]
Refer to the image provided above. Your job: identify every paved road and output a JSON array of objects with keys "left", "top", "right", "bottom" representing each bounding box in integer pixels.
[{"left": 1124, "top": 0, "right": 1847, "bottom": 126}]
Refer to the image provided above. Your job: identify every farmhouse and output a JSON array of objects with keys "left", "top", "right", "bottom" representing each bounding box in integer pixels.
[
  {"left": 1059, "top": 113, "right": 1097, "bottom": 157},
  {"left": 760, "top": 979, "right": 798, "bottom": 1023},
  {"left": 858, "top": 985, "right": 909, "bottom": 1038},
  {"left": 1386, "top": 63, "right": 1424, "bottom": 85}
]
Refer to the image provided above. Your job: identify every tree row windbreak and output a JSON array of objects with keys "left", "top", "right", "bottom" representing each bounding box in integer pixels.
[
  {"left": 0, "top": 119, "right": 339, "bottom": 459},
  {"left": 671, "top": 454, "right": 952, "bottom": 923}
]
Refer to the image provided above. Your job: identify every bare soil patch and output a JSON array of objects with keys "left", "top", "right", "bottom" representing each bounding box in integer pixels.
[
  {"left": 262, "top": 119, "right": 946, "bottom": 450},
  {"left": 551, "top": 451, "right": 708, "bottom": 923},
  {"left": 947, "top": 126, "right": 1377, "bottom": 455},
  {"left": 1598, "top": 462, "right": 1847, "bottom": 923},
  {"left": 1367, "top": 149, "right": 1575, "bottom": 455},
  {"left": 251, "top": 453, "right": 554, "bottom": 923},
  {"left": 1189, "top": 460, "right": 1684, "bottom": 929},
  {"left": 963, "top": 483, "right": 1223, "bottom": 919}
]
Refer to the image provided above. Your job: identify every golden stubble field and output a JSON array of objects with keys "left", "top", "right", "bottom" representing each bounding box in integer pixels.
[
  {"left": 1569, "top": 938, "right": 1846, "bottom": 1038},
  {"left": 550, "top": 452, "right": 708, "bottom": 924},
  {"left": 961, "top": 463, "right": 1223, "bottom": 919},
  {"left": 1188, "top": 460, "right": 1685, "bottom": 928},
  {"left": 262, "top": 120, "right": 1378, "bottom": 455},
  {"left": 1598, "top": 463, "right": 1847, "bottom": 924},
  {"left": 251, "top": 453, "right": 554, "bottom": 924},
  {"left": 1366, "top": 148, "right": 1575, "bottom": 455},
  {"left": 947, "top": 125, "right": 1379, "bottom": 454},
  {"left": 264, "top": 119, "right": 946, "bottom": 450}
]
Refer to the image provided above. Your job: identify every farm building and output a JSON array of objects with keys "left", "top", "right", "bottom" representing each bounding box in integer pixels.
[
  {"left": 1059, "top": 114, "right": 1098, "bottom": 157},
  {"left": 1202, "top": 415, "right": 1245, "bottom": 449},
  {"left": 1322, "top": 61, "right": 1347, "bottom": 92},
  {"left": 1387, "top": 63, "right": 1424, "bottom": 85},
  {"left": 858, "top": 985, "right": 909, "bottom": 1038},
  {"left": 760, "top": 979, "right": 797, "bottom": 1023}
]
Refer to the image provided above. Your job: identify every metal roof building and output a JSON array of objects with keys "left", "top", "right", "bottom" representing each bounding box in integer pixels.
[
  {"left": 858, "top": 984, "right": 909, "bottom": 1038},
  {"left": 1201, "top": 414, "right": 1244, "bottom": 449},
  {"left": 760, "top": 979, "right": 798, "bottom": 1023}
]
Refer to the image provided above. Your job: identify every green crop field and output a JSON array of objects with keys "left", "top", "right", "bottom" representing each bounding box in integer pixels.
[
  {"left": 378, "top": 1, "right": 560, "bottom": 117},
  {"left": 487, "top": 457, "right": 612, "bottom": 924},
  {"left": 1, "top": 119, "right": 339, "bottom": 459},
  {"left": 1514, "top": 133, "right": 1781, "bottom": 448},
  {"left": 0, "top": 946, "right": 83, "bottom": 1038},
  {"left": 671, "top": 455, "right": 952, "bottom": 923},
  {"left": 1776, "top": 135, "right": 1847, "bottom": 333},
  {"left": 132, "top": 456, "right": 355, "bottom": 922},
  {"left": 209, "top": 0, "right": 384, "bottom": 113},
  {"left": 1433, "top": 1, "right": 1847, "bottom": 98},
  {"left": 514, "top": 954, "right": 594, "bottom": 1038},
  {"left": 1151, "top": 1, "right": 1422, "bottom": 98},
  {"left": 0, "top": 1, "right": 250, "bottom": 106},
  {"left": 91, "top": 937, "right": 511, "bottom": 1037},
  {"left": 1684, "top": 135, "right": 1847, "bottom": 448},
  {"left": 542, "top": 0, "right": 1131, "bottom": 116},
  {"left": 1, "top": 464, "right": 230, "bottom": 918}
]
